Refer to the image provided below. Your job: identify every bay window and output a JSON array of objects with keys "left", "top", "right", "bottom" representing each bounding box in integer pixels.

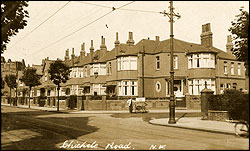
[
  {"left": 92, "top": 84, "right": 106, "bottom": 95},
  {"left": 188, "top": 79, "right": 215, "bottom": 95},
  {"left": 118, "top": 80, "right": 138, "bottom": 96},
  {"left": 90, "top": 64, "right": 106, "bottom": 76},
  {"left": 188, "top": 53, "right": 215, "bottom": 68},
  {"left": 117, "top": 56, "right": 137, "bottom": 71}
]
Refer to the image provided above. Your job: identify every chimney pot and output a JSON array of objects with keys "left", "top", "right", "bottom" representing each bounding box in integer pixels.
[
  {"left": 126, "top": 31, "right": 134, "bottom": 45},
  {"left": 81, "top": 43, "right": 85, "bottom": 51},
  {"left": 114, "top": 32, "right": 120, "bottom": 45},
  {"left": 227, "top": 35, "right": 232, "bottom": 43},
  {"left": 226, "top": 35, "right": 233, "bottom": 53},
  {"left": 156, "top": 36, "right": 160, "bottom": 41}
]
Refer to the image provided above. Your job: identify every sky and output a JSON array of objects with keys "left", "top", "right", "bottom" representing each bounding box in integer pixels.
[{"left": 3, "top": 1, "right": 249, "bottom": 66}]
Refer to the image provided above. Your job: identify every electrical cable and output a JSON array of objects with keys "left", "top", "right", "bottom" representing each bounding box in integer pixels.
[
  {"left": 28, "top": 1, "right": 135, "bottom": 57},
  {"left": 10, "top": 1, "right": 71, "bottom": 49},
  {"left": 75, "top": 1, "right": 160, "bottom": 14}
]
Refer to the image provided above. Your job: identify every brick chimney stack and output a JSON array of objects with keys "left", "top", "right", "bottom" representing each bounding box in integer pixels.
[
  {"left": 126, "top": 32, "right": 135, "bottom": 45},
  {"left": 126, "top": 32, "right": 135, "bottom": 50},
  {"left": 226, "top": 35, "right": 233, "bottom": 54},
  {"left": 156, "top": 36, "right": 160, "bottom": 41},
  {"left": 71, "top": 48, "right": 75, "bottom": 65},
  {"left": 81, "top": 43, "right": 85, "bottom": 56},
  {"left": 90, "top": 40, "right": 94, "bottom": 62},
  {"left": 114, "top": 32, "right": 120, "bottom": 57},
  {"left": 200, "top": 23, "right": 213, "bottom": 48},
  {"left": 100, "top": 36, "right": 107, "bottom": 51}
]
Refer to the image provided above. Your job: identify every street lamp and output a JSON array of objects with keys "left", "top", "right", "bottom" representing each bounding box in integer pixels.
[{"left": 161, "top": 1, "right": 181, "bottom": 124}]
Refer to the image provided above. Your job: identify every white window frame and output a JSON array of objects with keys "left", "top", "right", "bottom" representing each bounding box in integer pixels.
[
  {"left": 188, "top": 53, "right": 215, "bottom": 69},
  {"left": 238, "top": 63, "right": 241, "bottom": 75},
  {"left": 224, "top": 62, "right": 228, "bottom": 75},
  {"left": 117, "top": 56, "right": 137, "bottom": 71},
  {"left": 118, "top": 80, "right": 138, "bottom": 96},
  {"left": 231, "top": 62, "right": 234, "bottom": 75},
  {"left": 156, "top": 81, "right": 161, "bottom": 92},
  {"left": 156, "top": 56, "right": 160, "bottom": 70},
  {"left": 188, "top": 79, "right": 215, "bottom": 95},
  {"left": 174, "top": 55, "right": 178, "bottom": 69}
]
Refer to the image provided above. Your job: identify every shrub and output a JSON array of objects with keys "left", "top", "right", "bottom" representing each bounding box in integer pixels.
[{"left": 208, "top": 89, "right": 249, "bottom": 123}]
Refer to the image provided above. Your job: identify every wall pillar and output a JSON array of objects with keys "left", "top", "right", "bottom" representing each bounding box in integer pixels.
[
  {"left": 102, "top": 95, "right": 107, "bottom": 110},
  {"left": 200, "top": 82, "right": 214, "bottom": 120}
]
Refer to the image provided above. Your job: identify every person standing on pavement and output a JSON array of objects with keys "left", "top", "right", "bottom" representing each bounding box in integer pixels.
[{"left": 127, "top": 98, "right": 133, "bottom": 113}]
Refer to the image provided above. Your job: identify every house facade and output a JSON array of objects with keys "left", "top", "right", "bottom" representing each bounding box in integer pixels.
[
  {"left": 62, "top": 23, "right": 246, "bottom": 101},
  {"left": 1, "top": 23, "right": 247, "bottom": 110}
]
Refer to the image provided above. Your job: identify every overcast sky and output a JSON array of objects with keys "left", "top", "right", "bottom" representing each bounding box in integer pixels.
[{"left": 3, "top": 1, "right": 249, "bottom": 65}]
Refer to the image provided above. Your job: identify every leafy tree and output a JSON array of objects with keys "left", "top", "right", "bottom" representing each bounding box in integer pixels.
[
  {"left": 4, "top": 74, "right": 17, "bottom": 105},
  {"left": 48, "top": 60, "right": 70, "bottom": 111},
  {"left": 229, "top": 7, "right": 249, "bottom": 75},
  {"left": 21, "top": 68, "right": 41, "bottom": 108},
  {"left": 1, "top": 1, "right": 29, "bottom": 53},
  {"left": 1, "top": 76, "right": 5, "bottom": 89},
  {"left": 1, "top": 77, "right": 5, "bottom": 96}
]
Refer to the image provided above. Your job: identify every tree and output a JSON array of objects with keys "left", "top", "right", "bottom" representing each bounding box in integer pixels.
[
  {"left": 1, "top": 76, "right": 5, "bottom": 89},
  {"left": 1, "top": 1, "right": 29, "bottom": 53},
  {"left": 229, "top": 7, "right": 249, "bottom": 75},
  {"left": 48, "top": 60, "right": 70, "bottom": 111},
  {"left": 1, "top": 76, "right": 5, "bottom": 96},
  {"left": 4, "top": 74, "right": 17, "bottom": 105},
  {"left": 21, "top": 68, "right": 41, "bottom": 108}
]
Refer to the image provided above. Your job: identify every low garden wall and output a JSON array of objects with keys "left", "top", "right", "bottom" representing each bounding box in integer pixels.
[
  {"left": 208, "top": 110, "right": 229, "bottom": 122},
  {"left": 186, "top": 95, "right": 201, "bottom": 110}
]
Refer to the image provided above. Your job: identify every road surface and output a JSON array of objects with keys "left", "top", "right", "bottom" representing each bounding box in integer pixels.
[{"left": 1, "top": 105, "right": 249, "bottom": 150}]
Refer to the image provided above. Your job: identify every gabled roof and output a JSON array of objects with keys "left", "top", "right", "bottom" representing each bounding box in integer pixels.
[
  {"left": 65, "top": 78, "right": 85, "bottom": 86},
  {"left": 66, "top": 37, "right": 238, "bottom": 66},
  {"left": 212, "top": 47, "right": 236, "bottom": 60},
  {"left": 32, "top": 64, "right": 43, "bottom": 76},
  {"left": 98, "top": 48, "right": 116, "bottom": 63}
]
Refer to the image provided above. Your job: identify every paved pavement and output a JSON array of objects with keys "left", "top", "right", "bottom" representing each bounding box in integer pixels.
[
  {"left": 1, "top": 103, "right": 199, "bottom": 114},
  {"left": 149, "top": 117, "right": 237, "bottom": 136},
  {"left": 1, "top": 103, "right": 238, "bottom": 136}
]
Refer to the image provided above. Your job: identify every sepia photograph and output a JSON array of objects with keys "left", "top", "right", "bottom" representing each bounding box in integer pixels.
[{"left": 1, "top": 1, "right": 249, "bottom": 150}]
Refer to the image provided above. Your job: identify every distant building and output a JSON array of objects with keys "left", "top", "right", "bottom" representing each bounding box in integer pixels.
[{"left": 1, "top": 57, "right": 26, "bottom": 97}]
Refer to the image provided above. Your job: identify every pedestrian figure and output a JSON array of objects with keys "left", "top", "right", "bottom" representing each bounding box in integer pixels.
[{"left": 127, "top": 98, "right": 133, "bottom": 113}]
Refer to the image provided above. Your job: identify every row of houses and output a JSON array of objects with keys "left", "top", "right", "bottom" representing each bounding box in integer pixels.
[{"left": 1, "top": 23, "right": 248, "bottom": 110}]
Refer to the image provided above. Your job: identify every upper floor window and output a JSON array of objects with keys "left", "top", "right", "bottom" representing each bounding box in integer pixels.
[
  {"left": 117, "top": 56, "right": 137, "bottom": 71},
  {"left": 188, "top": 53, "right": 215, "bottom": 69},
  {"left": 231, "top": 62, "right": 234, "bottom": 75},
  {"left": 107, "top": 62, "right": 112, "bottom": 75},
  {"left": 90, "top": 64, "right": 106, "bottom": 76},
  {"left": 84, "top": 66, "right": 88, "bottom": 77},
  {"left": 174, "top": 56, "right": 178, "bottom": 69},
  {"left": 224, "top": 61, "right": 228, "bottom": 75},
  {"left": 70, "top": 67, "right": 84, "bottom": 78},
  {"left": 156, "top": 56, "right": 160, "bottom": 70},
  {"left": 238, "top": 63, "right": 241, "bottom": 75}
]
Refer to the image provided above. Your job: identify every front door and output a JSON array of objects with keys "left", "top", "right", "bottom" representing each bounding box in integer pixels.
[{"left": 174, "top": 80, "right": 183, "bottom": 97}]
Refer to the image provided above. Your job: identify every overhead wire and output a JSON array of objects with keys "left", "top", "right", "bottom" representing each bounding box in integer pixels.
[
  {"left": 75, "top": 1, "right": 160, "bottom": 14},
  {"left": 10, "top": 1, "right": 71, "bottom": 49},
  {"left": 8, "top": 1, "right": 65, "bottom": 51},
  {"left": 28, "top": 1, "right": 135, "bottom": 57}
]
